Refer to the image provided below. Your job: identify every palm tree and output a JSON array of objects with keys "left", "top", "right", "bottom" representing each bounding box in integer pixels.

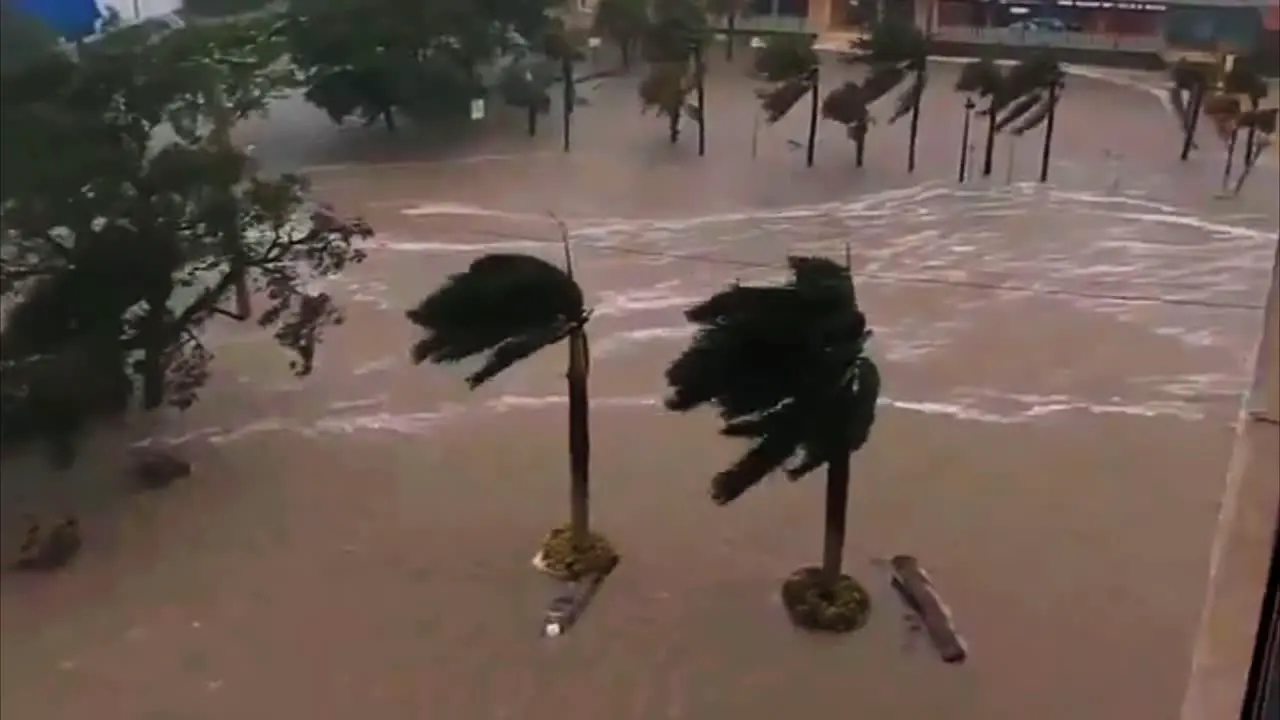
[
  {"left": 1170, "top": 57, "right": 1216, "bottom": 161},
  {"left": 639, "top": 0, "right": 708, "bottom": 149},
  {"left": 664, "top": 256, "right": 882, "bottom": 633},
  {"left": 957, "top": 54, "right": 1062, "bottom": 179},
  {"left": 592, "top": 0, "right": 649, "bottom": 70},
  {"left": 821, "top": 80, "right": 874, "bottom": 167},
  {"left": 841, "top": 21, "right": 930, "bottom": 172},
  {"left": 954, "top": 57, "right": 1001, "bottom": 180},
  {"left": 1222, "top": 61, "right": 1272, "bottom": 185},
  {"left": 405, "top": 238, "right": 617, "bottom": 581},
  {"left": 753, "top": 34, "right": 821, "bottom": 165}
]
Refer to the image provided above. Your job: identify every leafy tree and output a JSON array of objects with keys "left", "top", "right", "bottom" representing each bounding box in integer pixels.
[
  {"left": 592, "top": 0, "right": 649, "bottom": 70},
  {"left": 639, "top": 0, "right": 708, "bottom": 144},
  {"left": 284, "top": 0, "right": 554, "bottom": 131},
  {"left": 1, "top": 20, "right": 371, "bottom": 472},
  {"left": 1169, "top": 57, "right": 1217, "bottom": 161},
  {"left": 665, "top": 256, "right": 881, "bottom": 633},
  {"left": 405, "top": 239, "right": 618, "bottom": 581},
  {"left": 497, "top": 19, "right": 587, "bottom": 140}
]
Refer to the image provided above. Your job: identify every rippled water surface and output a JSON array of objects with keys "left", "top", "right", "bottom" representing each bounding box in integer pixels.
[{"left": 2, "top": 63, "right": 1277, "bottom": 720}]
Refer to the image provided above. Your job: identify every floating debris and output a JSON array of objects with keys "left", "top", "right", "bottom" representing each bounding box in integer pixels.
[
  {"left": 542, "top": 556, "right": 619, "bottom": 638},
  {"left": 886, "top": 554, "right": 968, "bottom": 664}
]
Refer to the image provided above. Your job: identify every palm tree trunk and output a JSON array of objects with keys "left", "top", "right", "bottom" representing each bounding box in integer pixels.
[
  {"left": 820, "top": 445, "right": 852, "bottom": 588},
  {"left": 621, "top": 39, "right": 632, "bottom": 70},
  {"left": 566, "top": 329, "right": 592, "bottom": 545},
  {"left": 981, "top": 102, "right": 998, "bottom": 177},
  {"left": 1180, "top": 85, "right": 1204, "bottom": 161},
  {"left": 527, "top": 106, "right": 537, "bottom": 137},
  {"left": 141, "top": 283, "right": 174, "bottom": 411},
  {"left": 1243, "top": 97, "right": 1260, "bottom": 169},
  {"left": 1037, "top": 81, "right": 1059, "bottom": 184},
  {"left": 907, "top": 69, "right": 924, "bottom": 173},
  {"left": 1222, "top": 126, "right": 1239, "bottom": 191},
  {"left": 668, "top": 111, "right": 680, "bottom": 144},
  {"left": 726, "top": 14, "right": 736, "bottom": 62},
  {"left": 382, "top": 107, "right": 396, "bottom": 133}
]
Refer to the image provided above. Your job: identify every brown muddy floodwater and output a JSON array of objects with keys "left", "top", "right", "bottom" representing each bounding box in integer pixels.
[{"left": 1, "top": 61, "right": 1277, "bottom": 720}]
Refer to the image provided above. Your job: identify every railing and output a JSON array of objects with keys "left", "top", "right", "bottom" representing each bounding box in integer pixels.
[
  {"left": 932, "top": 26, "right": 1166, "bottom": 53},
  {"left": 708, "top": 14, "right": 814, "bottom": 36}
]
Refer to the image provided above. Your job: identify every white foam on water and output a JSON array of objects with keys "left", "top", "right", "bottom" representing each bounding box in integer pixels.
[
  {"left": 594, "top": 284, "right": 702, "bottom": 317},
  {"left": 593, "top": 326, "right": 696, "bottom": 357},
  {"left": 377, "top": 238, "right": 547, "bottom": 253}
]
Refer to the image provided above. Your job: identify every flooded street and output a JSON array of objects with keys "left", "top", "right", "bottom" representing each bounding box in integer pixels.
[{"left": 1, "top": 60, "right": 1276, "bottom": 720}]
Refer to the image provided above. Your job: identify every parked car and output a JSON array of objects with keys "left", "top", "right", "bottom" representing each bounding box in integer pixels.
[{"left": 1008, "top": 17, "right": 1079, "bottom": 33}]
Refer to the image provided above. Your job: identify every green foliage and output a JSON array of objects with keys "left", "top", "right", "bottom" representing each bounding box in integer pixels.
[
  {"left": 821, "top": 80, "right": 869, "bottom": 127},
  {"left": 664, "top": 257, "right": 880, "bottom": 505},
  {"left": 284, "top": 0, "right": 556, "bottom": 126},
  {"left": 1223, "top": 62, "right": 1269, "bottom": 102},
  {"left": 644, "top": 0, "right": 707, "bottom": 63},
  {"left": 182, "top": 0, "right": 279, "bottom": 18},
  {"left": 593, "top": 0, "right": 649, "bottom": 49},
  {"left": 955, "top": 57, "right": 1001, "bottom": 95},
  {"left": 1, "top": 20, "right": 372, "bottom": 465},
  {"left": 0, "top": 0, "right": 60, "bottom": 74},
  {"left": 758, "top": 77, "right": 812, "bottom": 124},
  {"left": 1170, "top": 58, "right": 1213, "bottom": 93},
  {"left": 992, "top": 52, "right": 1062, "bottom": 133},
  {"left": 845, "top": 20, "right": 928, "bottom": 67},
  {"left": 406, "top": 254, "right": 587, "bottom": 388},
  {"left": 753, "top": 34, "right": 818, "bottom": 83}
]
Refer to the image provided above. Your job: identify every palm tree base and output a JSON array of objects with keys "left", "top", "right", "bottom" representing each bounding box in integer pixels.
[
  {"left": 531, "top": 524, "right": 619, "bottom": 581},
  {"left": 780, "top": 567, "right": 871, "bottom": 634}
]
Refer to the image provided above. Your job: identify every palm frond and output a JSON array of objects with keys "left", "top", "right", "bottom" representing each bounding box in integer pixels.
[
  {"left": 1168, "top": 85, "right": 1191, "bottom": 131},
  {"left": 758, "top": 77, "right": 811, "bottom": 124},
  {"left": 711, "top": 430, "right": 803, "bottom": 504},
  {"left": 665, "top": 255, "right": 876, "bottom": 504},
  {"left": 1170, "top": 59, "right": 1207, "bottom": 93},
  {"left": 888, "top": 72, "right": 926, "bottom": 124},
  {"left": 846, "top": 21, "right": 928, "bottom": 66},
  {"left": 860, "top": 64, "right": 907, "bottom": 105},
  {"left": 753, "top": 34, "right": 818, "bottom": 83},
  {"left": 994, "top": 91, "right": 1042, "bottom": 132},
  {"left": 956, "top": 58, "right": 1002, "bottom": 95},
  {"left": 406, "top": 253, "right": 584, "bottom": 386},
  {"left": 1007, "top": 94, "right": 1056, "bottom": 136},
  {"left": 639, "top": 62, "right": 688, "bottom": 116}
]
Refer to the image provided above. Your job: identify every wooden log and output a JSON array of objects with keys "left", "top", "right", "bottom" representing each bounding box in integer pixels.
[
  {"left": 542, "top": 556, "right": 619, "bottom": 637},
  {"left": 889, "top": 554, "right": 968, "bottom": 664}
]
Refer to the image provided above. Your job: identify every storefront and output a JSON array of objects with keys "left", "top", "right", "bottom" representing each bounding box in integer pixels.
[{"left": 935, "top": 0, "right": 1166, "bottom": 35}]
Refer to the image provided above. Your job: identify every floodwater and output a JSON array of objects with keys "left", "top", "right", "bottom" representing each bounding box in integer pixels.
[{"left": 1, "top": 60, "right": 1277, "bottom": 720}]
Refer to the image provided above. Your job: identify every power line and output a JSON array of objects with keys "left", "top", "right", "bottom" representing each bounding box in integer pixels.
[{"left": 403, "top": 227, "right": 1269, "bottom": 313}]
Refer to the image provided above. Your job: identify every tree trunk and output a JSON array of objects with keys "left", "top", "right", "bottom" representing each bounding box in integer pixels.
[
  {"left": 621, "top": 39, "right": 631, "bottom": 70},
  {"left": 208, "top": 83, "right": 250, "bottom": 321},
  {"left": 140, "top": 283, "right": 174, "bottom": 411},
  {"left": 1037, "top": 80, "right": 1059, "bottom": 184},
  {"left": 382, "top": 107, "right": 396, "bottom": 133},
  {"left": 527, "top": 106, "right": 537, "bottom": 137},
  {"left": 1222, "top": 126, "right": 1239, "bottom": 191},
  {"left": 820, "top": 443, "right": 852, "bottom": 588},
  {"left": 981, "top": 103, "right": 998, "bottom": 177},
  {"left": 1243, "top": 97, "right": 1260, "bottom": 171},
  {"left": 855, "top": 126, "right": 866, "bottom": 168},
  {"left": 726, "top": 14, "right": 736, "bottom": 62},
  {"left": 907, "top": 69, "right": 924, "bottom": 173},
  {"left": 668, "top": 111, "right": 680, "bottom": 144},
  {"left": 1180, "top": 84, "right": 1203, "bottom": 161},
  {"left": 694, "top": 46, "right": 706, "bottom": 157},
  {"left": 958, "top": 98, "right": 974, "bottom": 182},
  {"left": 566, "top": 328, "right": 592, "bottom": 546}
]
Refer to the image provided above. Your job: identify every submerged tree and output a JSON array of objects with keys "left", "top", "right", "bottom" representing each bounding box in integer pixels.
[
  {"left": 1, "top": 18, "right": 372, "bottom": 568},
  {"left": 405, "top": 237, "right": 617, "bottom": 581},
  {"left": 1170, "top": 57, "right": 1216, "bottom": 161},
  {"left": 665, "top": 256, "right": 881, "bottom": 633},
  {"left": 638, "top": 0, "right": 707, "bottom": 146},
  {"left": 842, "top": 21, "right": 930, "bottom": 172}
]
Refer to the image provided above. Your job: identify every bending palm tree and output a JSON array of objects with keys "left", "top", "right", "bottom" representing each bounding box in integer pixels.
[
  {"left": 406, "top": 239, "right": 617, "bottom": 580},
  {"left": 665, "top": 256, "right": 882, "bottom": 633},
  {"left": 842, "top": 21, "right": 930, "bottom": 172},
  {"left": 639, "top": 0, "right": 707, "bottom": 146},
  {"left": 957, "top": 53, "right": 1062, "bottom": 178},
  {"left": 753, "top": 34, "right": 820, "bottom": 164}
]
